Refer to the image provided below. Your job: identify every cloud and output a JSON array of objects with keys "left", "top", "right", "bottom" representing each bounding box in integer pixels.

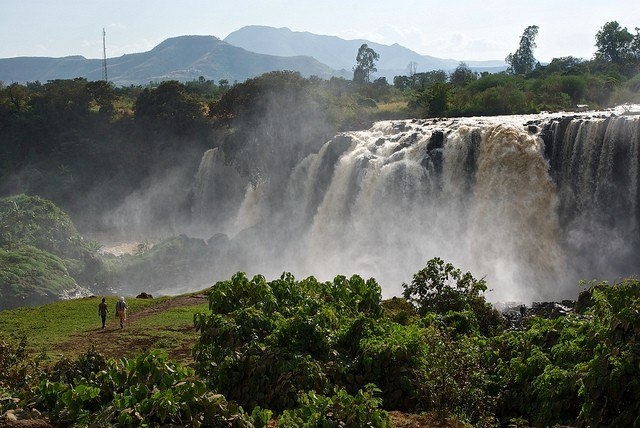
[{"left": 336, "top": 24, "right": 508, "bottom": 62}]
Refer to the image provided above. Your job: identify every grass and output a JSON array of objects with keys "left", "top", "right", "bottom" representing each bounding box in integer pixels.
[{"left": 0, "top": 293, "right": 209, "bottom": 362}]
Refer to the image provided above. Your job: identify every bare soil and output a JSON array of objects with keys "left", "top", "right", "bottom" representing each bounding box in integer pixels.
[{"left": 55, "top": 294, "right": 207, "bottom": 362}]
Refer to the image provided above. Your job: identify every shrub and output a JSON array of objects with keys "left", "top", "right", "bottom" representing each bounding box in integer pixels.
[
  {"left": 193, "top": 272, "right": 385, "bottom": 412},
  {"left": 278, "top": 384, "right": 390, "bottom": 428},
  {"left": 402, "top": 257, "right": 505, "bottom": 336},
  {"left": 414, "top": 326, "right": 496, "bottom": 426},
  {"left": 34, "top": 349, "right": 268, "bottom": 427}
]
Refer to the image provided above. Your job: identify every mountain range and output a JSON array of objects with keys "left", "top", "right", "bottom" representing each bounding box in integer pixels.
[
  {"left": 0, "top": 26, "right": 507, "bottom": 86},
  {"left": 225, "top": 26, "right": 507, "bottom": 78}
]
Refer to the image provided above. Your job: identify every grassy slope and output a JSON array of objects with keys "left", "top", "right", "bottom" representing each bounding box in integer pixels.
[{"left": 0, "top": 292, "right": 209, "bottom": 364}]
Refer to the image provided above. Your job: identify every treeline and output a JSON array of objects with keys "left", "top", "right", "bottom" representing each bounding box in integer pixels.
[
  {"left": 396, "top": 62, "right": 639, "bottom": 117},
  {"left": 395, "top": 21, "right": 640, "bottom": 117}
]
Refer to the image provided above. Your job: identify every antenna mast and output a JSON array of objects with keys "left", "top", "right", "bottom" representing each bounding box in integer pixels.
[{"left": 102, "top": 28, "right": 108, "bottom": 82}]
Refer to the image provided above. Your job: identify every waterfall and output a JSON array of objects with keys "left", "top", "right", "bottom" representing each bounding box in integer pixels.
[
  {"left": 193, "top": 107, "right": 640, "bottom": 302},
  {"left": 295, "top": 120, "right": 567, "bottom": 301},
  {"left": 469, "top": 125, "right": 564, "bottom": 302},
  {"left": 542, "top": 113, "right": 640, "bottom": 282},
  {"left": 192, "top": 147, "right": 248, "bottom": 234}
]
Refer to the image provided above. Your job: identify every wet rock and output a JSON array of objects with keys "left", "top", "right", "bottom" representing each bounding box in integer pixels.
[
  {"left": 136, "top": 292, "right": 153, "bottom": 299},
  {"left": 427, "top": 130, "right": 444, "bottom": 151}
]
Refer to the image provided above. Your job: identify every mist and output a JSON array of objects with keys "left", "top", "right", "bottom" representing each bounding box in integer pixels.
[{"left": 96, "top": 99, "right": 640, "bottom": 304}]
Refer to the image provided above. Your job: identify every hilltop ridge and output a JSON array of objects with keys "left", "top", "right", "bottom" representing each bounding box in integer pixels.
[{"left": 0, "top": 26, "right": 506, "bottom": 85}]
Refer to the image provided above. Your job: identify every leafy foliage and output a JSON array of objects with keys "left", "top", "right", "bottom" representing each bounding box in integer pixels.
[
  {"left": 278, "top": 384, "right": 390, "bottom": 428},
  {"left": 595, "top": 21, "right": 640, "bottom": 74},
  {"left": 402, "top": 257, "right": 504, "bottom": 336},
  {"left": 416, "top": 328, "right": 496, "bottom": 426},
  {"left": 490, "top": 278, "right": 640, "bottom": 427},
  {"left": 34, "top": 349, "right": 268, "bottom": 427},
  {"left": 0, "top": 336, "right": 44, "bottom": 395},
  {"left": 135, "top": 80, "right": 207, "bottom": 135},
  {"left": 1, "top": 267, "right": 639, "bottom": 426},
  {"left": 0, "top": 194, "right": 87, "bottom": 257},
  {"left": 0, "top": 245, "right": 77, "bottom": 309},
  {"left": 577, "top": 279, "right": 640, "bottom": 427},
  {"left": 506, "top": 25, "right": 541, "bottom": 75},
  {"left": 193, "top": 272, "right": 385, "bottom": 412},
  {"left": 193, "top": 265, "right": 504, "bottom": 424},
  {"left": 0, "top": 194, "right": 102, "bottom": 309}
]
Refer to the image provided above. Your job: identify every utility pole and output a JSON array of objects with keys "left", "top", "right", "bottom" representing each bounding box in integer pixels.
[{"left": 102, "top": 28, "right": 108, "bottom": 82}]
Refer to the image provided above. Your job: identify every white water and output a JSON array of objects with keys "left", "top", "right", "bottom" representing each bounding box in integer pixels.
[
  {"left": 148, "top": 105, "right": 640, "bottom": 302},
  {"left": 281, "top": 118, "right": 566, "bottom": 301},
  {"left": 212, "top": 108, "right": 640, "bottom": 301}
]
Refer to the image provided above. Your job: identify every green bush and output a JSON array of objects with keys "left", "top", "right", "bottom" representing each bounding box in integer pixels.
[
  {"left": 0, "top": 336, "right": 44, "bottom": 395},
  {"left": 357, "top": 321, "right": 425, "bottom": 409},
  {"left": 0, "top": 246, "right": 77, "bottom": 309},
  {"left": 491, "top": 279, "right": 640, "bottom": 427},
  {"left": 193, "top": 272, "right": 386, "bottom": 412},
  {"left": 0, "top": 194, "right": 102, "bottom": 308},
  {"left": 577, "top": 279, "right": 640, "bottom": 427},
  {"left": 416, "top": 328, "right": 496, "bottom": 426},
  {"left": 0, "top": 194, "right": 91, "bottom": 259},
  {"left": 35, "top": 349, "right": 268, "bottom": 427},
  {"left": 402, "top": 257, "right": 505, "bottom": 336},
  {"left": 278, "top": 384, "right": 390, "bottom": 428}
]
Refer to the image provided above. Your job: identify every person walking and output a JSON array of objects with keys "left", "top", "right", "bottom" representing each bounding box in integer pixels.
[
  {"left": 98, "top": 297, "right": 108, "bottom": 329},
  {"left": 115, "top": 296, "right": 128, "bottom": 328}
]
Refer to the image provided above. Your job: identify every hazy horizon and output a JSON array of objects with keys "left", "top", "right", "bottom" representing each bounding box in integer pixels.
[{"left": 2, "top": 0, "right": 639, "bottom": 63}]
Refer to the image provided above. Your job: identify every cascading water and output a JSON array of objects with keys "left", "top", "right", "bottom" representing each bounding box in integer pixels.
[{"left": 192, "top": 106, "right": 640, "bottom": 303}]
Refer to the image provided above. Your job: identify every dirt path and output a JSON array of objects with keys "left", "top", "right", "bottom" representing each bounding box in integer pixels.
[{"left": 55, "top": 294, "right": 208, "bottom": 362}]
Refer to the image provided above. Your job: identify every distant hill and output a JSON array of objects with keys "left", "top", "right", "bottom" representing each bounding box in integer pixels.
[
  {"left": 224, "top": 25, "right": 508, "bottom": 80},
  {"left": 0, "top": 29, "right": 507, "bottom": 86},
  {"left": 0, "top": 35, "right": 341, "bottom": 86}
]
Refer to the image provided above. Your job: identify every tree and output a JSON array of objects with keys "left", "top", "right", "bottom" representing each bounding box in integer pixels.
[
  {"left": 402, "top": 257, "right": 504, "bottom": 336},
  {"left": 85, "top": 80, "right": 115, "bottom": 117},
  {"left": 134, "top": 80, "right": 204, "bottom": 134},
  {"left": 449, "top": 62, "right": 477, "bottom": 86},
  {"left": 4, "top": 83, "right": 30, "bottom": 113},
  {"left": 414, "top": 70, "right": 448, "bottom": 88},
  {"left": 506, "top": 25, "right": 540, "bottom": 75},
  {"left": 353, "top": 44, "right": 380, "bottom": 84},
  {"left": 543, "top": 56, "right": 589, "bottom": 75},
  {"left": 594, "top": 21, "right": 640, "bottom": 75}
]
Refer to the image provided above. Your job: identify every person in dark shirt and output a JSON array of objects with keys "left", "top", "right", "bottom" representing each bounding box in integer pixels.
[{"left": 98, "top": 298, "right": 108, "bottom": 329}]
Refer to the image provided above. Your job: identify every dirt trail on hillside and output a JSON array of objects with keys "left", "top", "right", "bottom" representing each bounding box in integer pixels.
[{"left": 56, "top": 294, "right": 208, "bottom": 363}]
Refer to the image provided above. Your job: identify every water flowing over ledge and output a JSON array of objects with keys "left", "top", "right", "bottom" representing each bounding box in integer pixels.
[{"left": 189, "top": 106, "right": 640, "bottom": 302}]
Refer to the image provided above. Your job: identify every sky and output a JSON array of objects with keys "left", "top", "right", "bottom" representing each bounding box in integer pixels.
[{"left": 1, "top": 0, "right": 639, "bottom": 64}]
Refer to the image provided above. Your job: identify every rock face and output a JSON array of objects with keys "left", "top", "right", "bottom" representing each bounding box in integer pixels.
[{"left": 1, "top": 408, "right": 52, "bottom": 427}]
